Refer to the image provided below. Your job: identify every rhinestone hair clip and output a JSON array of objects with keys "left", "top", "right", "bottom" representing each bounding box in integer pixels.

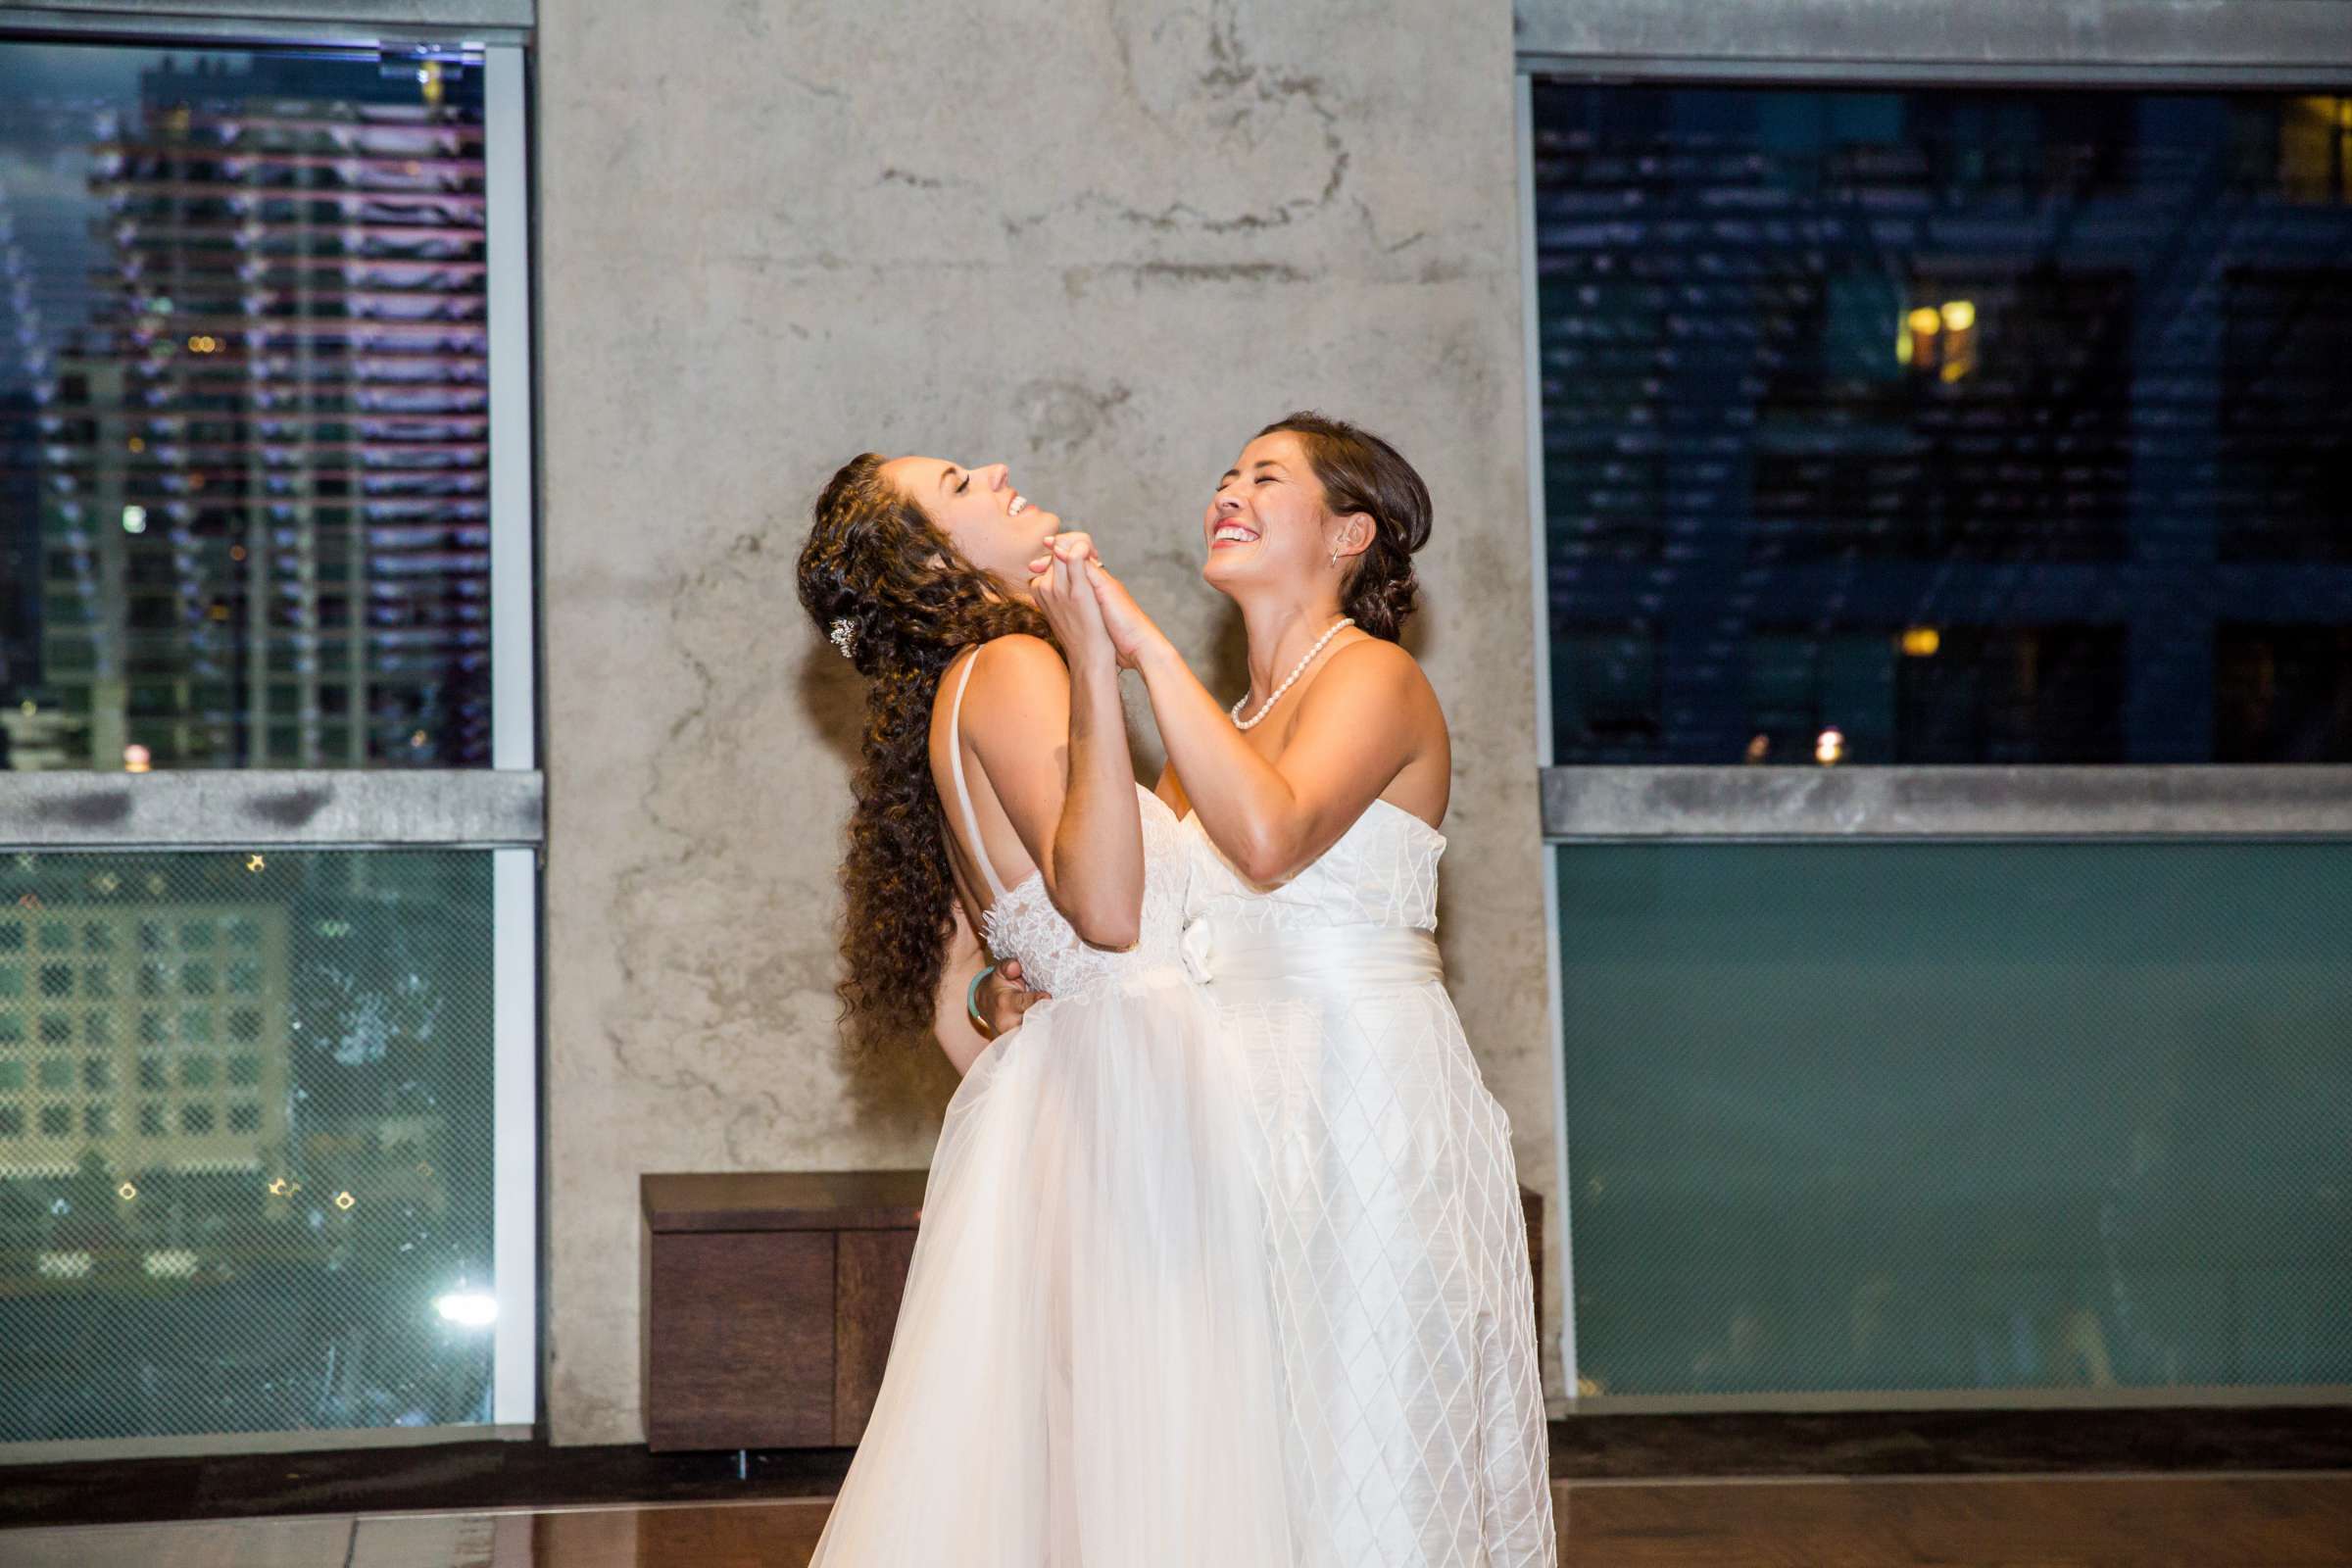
[{"left": 828, "top": 617, "right": 858, "bottom": 661}]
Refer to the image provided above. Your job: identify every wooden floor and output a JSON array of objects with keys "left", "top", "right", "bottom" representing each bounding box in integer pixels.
[{"left": 3, "top": 1472, "right": 2348, "bottom": 1567}]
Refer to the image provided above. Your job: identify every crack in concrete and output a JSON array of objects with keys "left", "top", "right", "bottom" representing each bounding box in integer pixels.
[
  {"left": 1006, "top": 0, "right": 1348, "bottom": 238},
  {"left": 601, "top": 532, "right": 783, "bottom": 1116},
  {"left": 1062, "top": 260, "right": 1312, "bottom": 297}
]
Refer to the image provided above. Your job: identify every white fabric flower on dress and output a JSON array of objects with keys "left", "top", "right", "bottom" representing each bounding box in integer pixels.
[{"left": 1178, "top": 916, "right": 1214, "bottom": 985}]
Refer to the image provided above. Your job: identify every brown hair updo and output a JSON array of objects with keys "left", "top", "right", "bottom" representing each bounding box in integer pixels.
[
  {"left": 797, "top": 453, "right": 1050, "bottom": 1054},
  {"left": 1257, "top": 411, "right": 1433, "bottom": 641}
]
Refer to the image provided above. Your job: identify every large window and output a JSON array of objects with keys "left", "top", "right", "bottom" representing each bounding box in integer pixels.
[
  {"left": 0, "top": 30, "right": 532, "bottom": 1456},
  {"left": 0, "top": 41, "right": 493, "bottom": 772},
  {"left": 1532, "top": 85, "right": 2352, "bottom": 765},
  {"left": 1530, "top": 77, "right": 2352, "bottom": 1411}
]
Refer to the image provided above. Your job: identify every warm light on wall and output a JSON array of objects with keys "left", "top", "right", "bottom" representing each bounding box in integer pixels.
[{"left": 1901, "top": 627, "right": 1941, "bottom": 658}]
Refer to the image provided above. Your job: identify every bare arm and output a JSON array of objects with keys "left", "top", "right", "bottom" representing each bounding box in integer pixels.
[
  {"left": 1053, "top": 544, "right": 1433, "bottom": 883},
  {"left": 931, "top": 903, "right": 996, "bottom": 1076},
  {"left": 1132, "top": 631, "right": 1426, "bottom": 883},
  {"left": 933, "top": 906, "right": 1043, "bottom": 1076},
  {"left": 1043, "top": 549, "right": 1144, "bottom": 945},
  {"left": 959, "top": 551, "right": 1144, "bottom": 946}
]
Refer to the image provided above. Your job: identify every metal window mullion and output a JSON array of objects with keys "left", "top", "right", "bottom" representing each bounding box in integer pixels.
[
  {"left": 1517, "top": 71, "right": 1582, "bottom": 1405},
  {"left": 1517, "top": 55, "right": 2352, "bottom": 90},
  {"left": 0, "top": 771, "right": 545, "bottom": 850},
  {"left": 1514, "top": 0, "right": 2352, "bottom": 83},
  {"left": 1541, "top": 765, "right": 2352, "bottom": 842},
  {"left": 485, "top": 44, "right": 535, "bottom": 774},
  {"left": 490, "top": 844, "right": 535, "bottom": 1425},
  {"left": 480, "top": 41, "right": 537, "bottom": 1433},
  {"left": 0, "top": 4, "right": 531, "bottom": 46}
]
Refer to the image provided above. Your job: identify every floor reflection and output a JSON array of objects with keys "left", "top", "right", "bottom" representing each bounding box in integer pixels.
[{"left": 2, "top": 1476, "right": 2349, "bottom": 1567}]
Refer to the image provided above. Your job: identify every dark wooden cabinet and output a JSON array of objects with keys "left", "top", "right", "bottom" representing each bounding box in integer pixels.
[
  {"left": 640, "top": 1170, "right": 927, "bottom": 1451},
  {"left": 640, "top": 1170, "right": 1544, "bottom": 1452}
]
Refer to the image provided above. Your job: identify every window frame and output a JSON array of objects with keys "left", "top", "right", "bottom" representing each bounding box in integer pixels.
[
  {"left": 0, "top": 17, "right": 541, "bottom": 1460},
  {"left": 1518, "top": 5, "right": 2352, "bottom": 1413}
]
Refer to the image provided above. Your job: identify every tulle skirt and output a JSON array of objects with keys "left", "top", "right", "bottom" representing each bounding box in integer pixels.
[{"left": 807, "top": 965, "right": 1296, "bottom": 1567}]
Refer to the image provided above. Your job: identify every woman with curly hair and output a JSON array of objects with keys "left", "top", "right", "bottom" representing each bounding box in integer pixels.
[
  {"left": 1041, "top": 414, "right": 1555, "bottom": 1566},
  {"left": 797, "top": 453, "right": 1294, "bottom": 1564}
]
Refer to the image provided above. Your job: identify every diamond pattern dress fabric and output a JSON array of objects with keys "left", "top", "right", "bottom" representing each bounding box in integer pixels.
[{"left": 1184, "top": 801, "right": 1556, "bottom": 1567}]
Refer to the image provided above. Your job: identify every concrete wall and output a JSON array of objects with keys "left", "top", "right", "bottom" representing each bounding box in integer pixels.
[{"left": 538, "top": 0, "right": 1554, "bottom": 1443}]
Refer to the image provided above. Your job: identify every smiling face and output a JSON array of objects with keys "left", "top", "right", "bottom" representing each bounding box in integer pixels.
[
  {"left": 1201, "top": 431, "right": 1364, "bottom": 600},
  {"left": 878, "top": 456, "right": 1061, "bottom": 595}
]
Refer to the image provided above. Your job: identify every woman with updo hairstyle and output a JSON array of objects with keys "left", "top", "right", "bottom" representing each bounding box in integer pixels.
[
  {"left": 1042, "top": 412, "right": 1556, "bottom": 1563},
  {"left": 796, "top": 451, "right": 1297, "bottom": 1564},
  {"left": 1278, "top": 410, "right": 1434, "bottom": 642}
]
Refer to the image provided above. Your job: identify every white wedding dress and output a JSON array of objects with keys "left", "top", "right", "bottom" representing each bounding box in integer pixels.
[
  {"left": 1181, "top": 800, "right": 1556, "bottom": 1567},
  {"left": 811, "top": 646, "right": 1552, "bottom": 1566},
  {"left": 808, "top": 651, "right": 1296, "bottom": 1566}
]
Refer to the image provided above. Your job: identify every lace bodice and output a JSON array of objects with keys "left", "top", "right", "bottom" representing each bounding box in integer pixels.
[
  {"left": 1183, "top": 797, "right": 1445, "bottom": 934},
  {"left": 978, "top": 786, "right": 1192, "bottom": 999}
]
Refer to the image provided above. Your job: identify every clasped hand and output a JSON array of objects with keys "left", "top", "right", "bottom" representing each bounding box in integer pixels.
[
  {"left": 973, "top": 957, "right": 1045, "bottom": 1037},
  {"left": 1025, "top": 532, "right": 1160, "bottom": 670}
]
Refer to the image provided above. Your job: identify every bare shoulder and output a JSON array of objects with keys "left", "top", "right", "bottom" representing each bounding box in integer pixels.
[
  {"left": 1312, "top": 635, "right": 1437, "bottom": 709},
  {"left": 1299, "top": 638, "right": 1448, "bottom": 789},
  {"left": 962, "top": 633, "right": 1065, "bottom": 697},
  {"left": 960, "top": 633, "right": 1069, "bottom": 737},
  {"left": 967, "top": 631, "right": 1061, "bottom": 676}
]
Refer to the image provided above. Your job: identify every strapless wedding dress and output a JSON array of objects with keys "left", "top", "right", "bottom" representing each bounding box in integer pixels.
[
  {"left": 808, "top": 653, "right": 1294, "bottom": 1565},
  {"left": 1180, "top": 800, "right": 1556, "bottom": 1567}
]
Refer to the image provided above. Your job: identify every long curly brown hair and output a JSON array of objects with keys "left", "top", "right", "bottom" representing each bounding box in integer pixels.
[{"left": 798, "top": 454, "right": 1051, "bottom": 1054}]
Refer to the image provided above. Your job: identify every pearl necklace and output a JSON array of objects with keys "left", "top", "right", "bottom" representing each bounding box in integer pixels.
[{"left": 1231, "top": 616, "right": 1353, "bottom": 731}]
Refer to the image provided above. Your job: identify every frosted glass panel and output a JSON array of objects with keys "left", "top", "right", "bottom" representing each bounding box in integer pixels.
[
  {"left": 1556, "top": 841, "right": 2352, "bottom": 1398},
  {"left": 0, "top": 850, "right": 497, "bottom": 1441}
]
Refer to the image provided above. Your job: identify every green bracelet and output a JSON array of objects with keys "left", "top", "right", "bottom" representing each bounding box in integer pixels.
[{"left": 965, "top": 964, "right": 998, "bottom": 1039}]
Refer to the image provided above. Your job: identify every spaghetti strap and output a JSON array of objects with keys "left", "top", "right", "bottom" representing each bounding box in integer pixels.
[{"left": 947, "top": 647, "right": 1011, "bottom": 904}]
